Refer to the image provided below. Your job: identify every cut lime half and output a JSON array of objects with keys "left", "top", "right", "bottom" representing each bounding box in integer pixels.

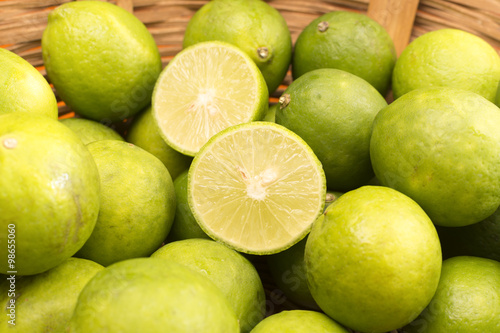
[
  {"left": 188, "top": 122, "right": 326, "bottom": 254},
  {"left": 152, "top": 41, "right": 268, "bottom": 156}
]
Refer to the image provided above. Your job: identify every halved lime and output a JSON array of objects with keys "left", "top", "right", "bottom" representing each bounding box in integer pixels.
[
  {"left": 152, "top": 41, "right": 268, "bottom": 156},
  {"left": 188, "top": 122, "right": 326, "bottom": 254}
]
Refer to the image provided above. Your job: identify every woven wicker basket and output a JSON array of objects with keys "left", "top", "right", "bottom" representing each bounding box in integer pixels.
[{"left": 2, "top": 1, "right": 499, "bottom": 331}]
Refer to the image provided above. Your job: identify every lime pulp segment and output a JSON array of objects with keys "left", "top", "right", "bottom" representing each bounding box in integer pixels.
[
  {"left": 188, "top": 122, "right": 326, "bottom": 254},
  {"left": 153, "top": 42, "right": 267, "bottom": 156}
]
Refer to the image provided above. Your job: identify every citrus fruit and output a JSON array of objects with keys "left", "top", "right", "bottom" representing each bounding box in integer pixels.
[
  {"left": 370, "top": 87, "right": 500, "bottom": 227},
  {"left": 152, "top": 239, "right": 266, "bottom": 333},
  {"left": 152, "top": 41, "right": 268, "bottom": 156},
  {"left": 292, "top": 11, "right": 396, "bottom": 96},
  {"left": 42, "top": 1, "right": 162, "bottom": 122},
  {"left": 436, "top": 206, "right": 500, "bottom": 262},
  {"left": 166, "top": 171, "right": 209, "bottom": 242},
  {"left": 404, "top": 256, "right": 500, "bottom": 333},
  {"left": 305, "top": 186, "right": 442, "bottom": 333},
  {"left": 76, "top": 140, "right": 176, "bottom": 266},
  {"left": 0, "top": 113, "right": 100, "bottom": 276},
  {"left": 249, "top": 310, "right": 349, "bottom": 333},
  {"left": 188, "top": 122, "right": 326, "bottom": 254},
  {"left": 324, "top": 191, "right": 343, "bottom": 210},
  {"left": 393, "top": 29, "right": 500, "bottom": 102},
  {"left": 276, "top": 68, "right": 387, "bottom": 191},
  {"left": 126, "top": 106, "right": 192, "bottom": 180},
  {"left": 0, "top": 48, "right": 58, "bottom": 119},
  {"left": 263, "top": 103, "right": 277, "bottom": 122},
  {"left": 0, "top": 257, "right": 103, "bottom": 332},
  {"left": 267, "top": 238, "right": 319, "bottom": 310},
  {"left": 183, "top": 0, "right": 292, "bottom": 93},
  {"left": 69, "top": 258, "right": 239, "bottom": 333},
  {"left": 60, "top": 118, "right": 124, "bottom": 145}
]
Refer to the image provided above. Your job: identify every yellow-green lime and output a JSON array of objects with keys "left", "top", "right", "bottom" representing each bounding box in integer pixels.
[
  {"left": 0, "top": 257, "right": 103, "bottom": 332},
  {"left": 0, "top": 113, "right": 100, "bottom": 276},
  {"left": 152, "top": 41, "right": 268, "bottom": 156},
  {"left": 393, "top": 29, "right": 500, "bottom": 102},
  {"left": 60, "top": 118, "right": 124, "bottom": 145},
  {"left": 292, "top": 11, "right": 396, "bottom": 96},
  {"left": 76, "top": 140, "right": 176, "bottom": 266},
  {"left": 69, "top": 258, "right": 239, "bottom": 333},
  {"left": 152, "top": 239, "right": 266, "bottom": 333},
  {"left": 404, "top": 256, "right": 500, "bottom": 333},
  {"left": 183, "top": 0, "right": 292, "bottom": 93},
  {"left": 42, "top": 1, "right": 162, "bottom": 122},
  {"left": 276, "top": 68, "right": 387, "bottom": 191},
  {"left": 436, "top": 206, "right": 500, "bottom": 262},
  {"left": 126, "top": 106, "right": 192, "bottom": 180},
  {"left": 188, "top": 122, "right": 326, "bottom": 255},
  {"left": 305, "top": 186, "right": 442, "bottom": 333},
  {"left": 370, "top": 87, "right": 500, "bottom": 227},
  {"left": 166, "top": 171, "right": 209, "bottom": 242},
  {"left": 250, "top": 310, "right": 349, "bottom": 333},
  {"left": 0, "top": 48, "right": 58, "bottom": 119}
]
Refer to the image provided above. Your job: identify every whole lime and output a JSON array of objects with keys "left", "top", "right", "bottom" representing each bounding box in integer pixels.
[
  {"left": 126, "top": 106, "right": 192, "bottom": 180},
  {"left": 393, "top": 29, "right": 500, "bottom": 102},
  {"left": 404, "top": 256, "right": 500, "bottom": 333},
  {"left": 152, "top": 239, "right": 266, "bottom": 333},
  {"left": 69, "top": 258, "right": 239, "bottom": 332},
  {"left": 0, "top": 48, "right": 58, "bottom": 119},
  {"left": 370, "top": 87, "right": 500, "bottom": 227},
  {"left": 166, "top": 171, "right": 209, "bottom": 242},
  {"left": 276, "top": 68, "right": 387, "bottom": 191},
  {"left": 183, "top": 0, "right": 292, "bottom": 93},
  {"left": 250, "top": 310, "right": 349, "bottom": 333},
  {"left": 267, "top": 237, "right": 319, "bottom": 310},
  {"left": 76, "top": 140, "right": 176, "bottom": 266},
  {"left": 305, "top": 186, "right": 442, "bottom": 333},
  {"left": 292, "top": 11, "right": 396, "bottom": 96},
  {"left": 0, "top": 113, "right": 100, "bottom": 276},
  {"left": 42, "top": 1, "right": 162, "bottom": 122},
  {"left": 0, "top": 257, "right": 103, "bottom": 332},
  {"left": 436, "top": 206, "right": 500, "bottom": 262},
  {"left": 60, "top": 118, "right": 124, "bottom": 145}
]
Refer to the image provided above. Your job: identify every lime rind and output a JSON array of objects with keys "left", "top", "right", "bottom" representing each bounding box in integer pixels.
[
  {"left": 188, "top": 121, "right": 326, "bottom": 255},
  {"left": 152, "top": 41, "right": 268, "bottom": 156}
]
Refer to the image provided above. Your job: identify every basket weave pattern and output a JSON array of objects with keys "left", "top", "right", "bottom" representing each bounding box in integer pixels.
[{"left": 1, "top": 0, "right": 499, "bottom": 117}]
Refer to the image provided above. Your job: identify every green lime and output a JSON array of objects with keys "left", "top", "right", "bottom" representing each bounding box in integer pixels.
[
  {"left": 60, "top": 118, "right": 124, "bottom": 145},
  {"left": 126, "top": 106, "right": 192, "bottom": 180},
  {"left": 393, "top": 29, "right": 500, "bottom": 102},
  {"left": 305, "top": 186, "right": 442, "bottom": 333},
  {"left": 404, "top": 256, "right": 500, "bottom": 333},
  {"left": 183, "top": 0, "right": 292, "bottom": 93},
  {"left": 0, "top": 257, "right": 103, "bottom": 332},
  {"left": 76, "top": 140, "right": 176, "bottom": 266},
  {"left": 0, "top": 48, "right": 57, "bottom": 119},
  {"left": 292, "top": 11, "right": 396, "bottom": 96},
  {"left": 188, "top": 122, "right": 326, "bottom": 255},
  {"left": 166, "top": 171, "right": 209, "bottom": 242},
  {"left": 0, "top": 113, "right": 100, "bottom": 276},
  {"left": 153, "top": 41, "right": 268, "bottom": 156},
  {"left": 267, "top": 237, "right": 319, "bottom": 310},
  {"left": 152, "top": 239, "right": 265, "bottom": 333},
  {"left": 69, "top": 258, "right": 239, "bottom": 332},
  {"left": 436, "top": 206, "right": 500, "bottom": 262},
  {"left": 250, "top": 310, "right": 349, "bottom": 333},
  {"left": 276, "top": 68, "right": 387, "bottom": 191},
  {"left": 324, "top": 191, "right": 343, "bottom": 210},
  {"left": 370, "top": 87, "right": 500, "bottom": 227},
  {"left": 263, "top": 103, "right": 278, "bottom": 122},
  {"left": 42, "top": 1, "right": 162, "bottom": 122}
]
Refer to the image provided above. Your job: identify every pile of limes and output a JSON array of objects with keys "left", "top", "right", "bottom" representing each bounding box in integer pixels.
[{"left": 1, "top": 1, "right": 500, "bottom": 332}]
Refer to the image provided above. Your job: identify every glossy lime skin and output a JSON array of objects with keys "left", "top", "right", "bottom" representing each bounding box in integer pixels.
[
  {"left": 370, "top": 87, "right": 500, "bottom": 227},
  {"left": 250, "top": 310, "right": 349, "bottom": 333},
  {"left": 0, "top": 113, "right": 100, "bottom": 276},
  {"left": 60, "top": 117, "right": 124, "bottom": 145},
  {"left": 69, "top": 258, "right": 240, "bottom": 333}
]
